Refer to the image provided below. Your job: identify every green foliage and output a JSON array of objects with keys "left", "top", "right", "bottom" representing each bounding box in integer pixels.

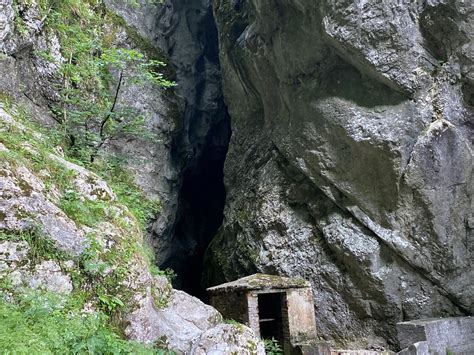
[
  {"left": 93, "top": 157, "right": 161, "bottom": 229},
  {"left": 32, "top": 0, "right": 175, "bottom": 163},
  {"left": 98, "top": 293, "right": 125, "bottom": 313},
  {"left": 0, "top": 291, "right": 168, "bottom": 354},
  {"left": 0, "top": 228, "right": 68, "bottom": 263},
  {"left": 263, "top": 337, "right": 284, "bottom": 355},
  {"left": 60, "top": 190, "right": 108, "bottom": 227},
  {"left": 75, "top": 232, "right": 136, "bottom": 315},
  {"left": 223, "top": 319, "right": 242, "bottom": 326}
]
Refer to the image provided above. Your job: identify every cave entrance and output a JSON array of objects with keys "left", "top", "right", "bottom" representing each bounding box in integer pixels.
[
  {"left": 162, "top": 108, "right": 230, "bottom": 301},
  {"left": 155, "top": 0, "right": 230, "bottom": 302},
  {"left": 258, "top": 292, "right": 286, "bottom": 346},
  {"left": 169, "top": 126, "right": 230, "bottom": 301}
]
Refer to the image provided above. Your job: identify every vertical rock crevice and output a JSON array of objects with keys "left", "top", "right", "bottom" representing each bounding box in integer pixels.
[{"left": 153, "top": 0, "right": 230, "bottom": 300}]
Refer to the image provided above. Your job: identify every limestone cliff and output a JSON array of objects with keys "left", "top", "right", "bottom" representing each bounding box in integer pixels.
[
  {"left": 0, "top": 0, "right": 262, "bottom": 353},
  {"left": 205, "top": 0, "right": 473, "bottom": 350},
  {"left": 1, "top": 0, "right": 473, "bottom": 352}
]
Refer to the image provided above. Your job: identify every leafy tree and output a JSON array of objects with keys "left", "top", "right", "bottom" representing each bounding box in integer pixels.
[{"left": 35, "top": 0, "right": 175, "bottom": 163}]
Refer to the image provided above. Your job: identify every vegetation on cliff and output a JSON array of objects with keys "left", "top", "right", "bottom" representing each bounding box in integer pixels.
[
  {"left": 0, "top": 93, "right": 172, "bottom": 354},
  {"left": 0, "top": 0, "right": 175, "bottom": 353}
]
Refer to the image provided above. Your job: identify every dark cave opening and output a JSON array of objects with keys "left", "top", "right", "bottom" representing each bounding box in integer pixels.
[
  {"left": 164, "top": 114, "right": 231, "bottom": 301},
  {"left": 158, "top": 0, "right": 231, "bottom": 301}
]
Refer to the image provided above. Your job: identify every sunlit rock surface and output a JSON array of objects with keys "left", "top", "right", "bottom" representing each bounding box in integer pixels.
[{"left": 205, "top": 0, "right": 473, "bottom": 349}]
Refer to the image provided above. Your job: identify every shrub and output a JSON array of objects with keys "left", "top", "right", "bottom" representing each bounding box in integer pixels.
[
  {"left": 0, "top": 291, "right": 169, "bottom": 354},
  {"left": 32, "top": 0, "right": 175, "bottom": 163},
  {"left": 263, "top": 337, "right": 284, "bottom": 355}
]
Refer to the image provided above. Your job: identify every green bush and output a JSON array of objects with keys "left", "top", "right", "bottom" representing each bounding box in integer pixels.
[
  {"left": 0, "top": 291, "right": 169, "bottom": 354},
  {"left": 263, "top": 337, "right": 283, "bottom": 355},
  {"left": 29, "top": 0, "right": 175, "bottom": 163},
  {"left": 60, "top": 190, "right": 108, "bottom": 227}
]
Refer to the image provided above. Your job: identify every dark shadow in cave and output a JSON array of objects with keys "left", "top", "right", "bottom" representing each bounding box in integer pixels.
[
  {"left": 164, "top": 114, "right": 231, "bottom": 302},
  {"left": 156, "top": 0, "right": 231, "bottom": 302}
]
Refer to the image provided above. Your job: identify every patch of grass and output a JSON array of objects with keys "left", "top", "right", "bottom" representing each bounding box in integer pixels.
[
  {"left": 60, "top": 190, "right": 108, "bottom": 227},
  {"left": 92, "top": 157, "right": 161, "bottom": 230},
  {"left": 0, "top": 228, "right": 68, "bottom": 263},
  {"left": 224, "top": 319, "right": 242, "bottom": 326},
  {"left": 0, "top": 290, "right": 171, "bottom": 354}
]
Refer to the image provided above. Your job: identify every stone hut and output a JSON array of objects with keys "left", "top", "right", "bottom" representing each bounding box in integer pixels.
[{"left": 207, "top": 273, "right": 317, "bottom": 353}]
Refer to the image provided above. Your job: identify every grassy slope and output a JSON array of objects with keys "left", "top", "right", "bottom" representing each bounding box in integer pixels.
[{"left": 0, "top": 0, "right": 174, "bottom": 353}]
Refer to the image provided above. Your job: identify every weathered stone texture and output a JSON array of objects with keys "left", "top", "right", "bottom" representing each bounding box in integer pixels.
[
  {"left": 190, "top": 323, "right": 265, "bottom": 355},
  {"left": 206, "top": 0, "right": 474, "bottom": 349},
  {"left": 126, "top": 287, "right": 264, "bottom": 354},
  {"left": 0, "top": 0, "right": 14, "bottom": 48},
  {"left": 26, "top": 260, "right": 73, "bottom": 294},
  {"left": 397, "top": 317, "right": 474, "bottom": 354},
  {"left": 126, "top": 288, "right": 220, "bottom": 352},
  {"left": 287, "top": 288, "right": 318, "bottom": 345},
  {"left": 0, "top": 163, "right": 86, "bottom": 255}
]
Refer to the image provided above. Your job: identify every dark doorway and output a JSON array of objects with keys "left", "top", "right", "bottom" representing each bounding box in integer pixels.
[{"left": 258, "top": 292, "right": 286, "bottom": 345}]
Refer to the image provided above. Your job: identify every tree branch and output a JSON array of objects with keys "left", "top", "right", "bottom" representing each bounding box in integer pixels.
[
  {"left": 91, "top": 69, "right": 124, "bottom": 163},
  {"left": 99, "top": 69, "right": 124, "bottom": 140}
]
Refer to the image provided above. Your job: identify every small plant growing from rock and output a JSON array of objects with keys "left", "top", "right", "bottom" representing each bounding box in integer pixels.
[{"left": 263, "top": 337, "right": 283, "bottom": 355}]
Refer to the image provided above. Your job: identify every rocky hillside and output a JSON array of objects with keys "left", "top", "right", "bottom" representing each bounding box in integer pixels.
[
  {"left": 0, "top": 0, "right": 473, "bottom": 353},
  {"left": 0, "top": 0, "right": 262, "bottom": 353},
  {"left": 204, "top": 0, "right": 473, "bottom": 350}
]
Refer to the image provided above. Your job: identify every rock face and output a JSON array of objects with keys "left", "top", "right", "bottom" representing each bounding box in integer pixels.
[
  {"left": 191, "top": 323, "right": 265, "bottom": 355},
  {"left": 103, "top": 0, "right": 183, "bottom": 251},
  {"left": 150, "top": 0, "right": 231, "bottom": 296},
  {"left": 0, "top": 0, "right": 64, "bottom": 126},
  {"left": 0, "top": 106, "right": 263, "bottom": 353},
  {"left": 206, "top": 0, "right": 473, "bottom": 350},
  {"left": 397, "top": 317, "right": 474, "bottom": 354},
  {"left": 0, "top": 1, "right": 262, "bottom": 352},
  {"left": 0, "top": 241, "right": 73, "bottom": 294},
  {"left": 0, "top": 0, "right": 14, "bottom": 47},
  {"left": 107, "top": 0, "right": 232, "bottom": 296}
]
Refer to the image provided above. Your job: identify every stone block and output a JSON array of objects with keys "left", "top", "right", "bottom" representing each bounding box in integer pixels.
[{"left": 397, "top": 317, "right": 474, "bottom": 354}]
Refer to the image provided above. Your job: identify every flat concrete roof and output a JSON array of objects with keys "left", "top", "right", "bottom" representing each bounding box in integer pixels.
[{"left": 207, "top": 273, "right": 310, "bottom": 293}]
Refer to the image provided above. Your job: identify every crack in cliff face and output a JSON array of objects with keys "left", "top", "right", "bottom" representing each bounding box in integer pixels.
[{"left": 155, "top": 0, "right": 230, "bottom": 300}]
